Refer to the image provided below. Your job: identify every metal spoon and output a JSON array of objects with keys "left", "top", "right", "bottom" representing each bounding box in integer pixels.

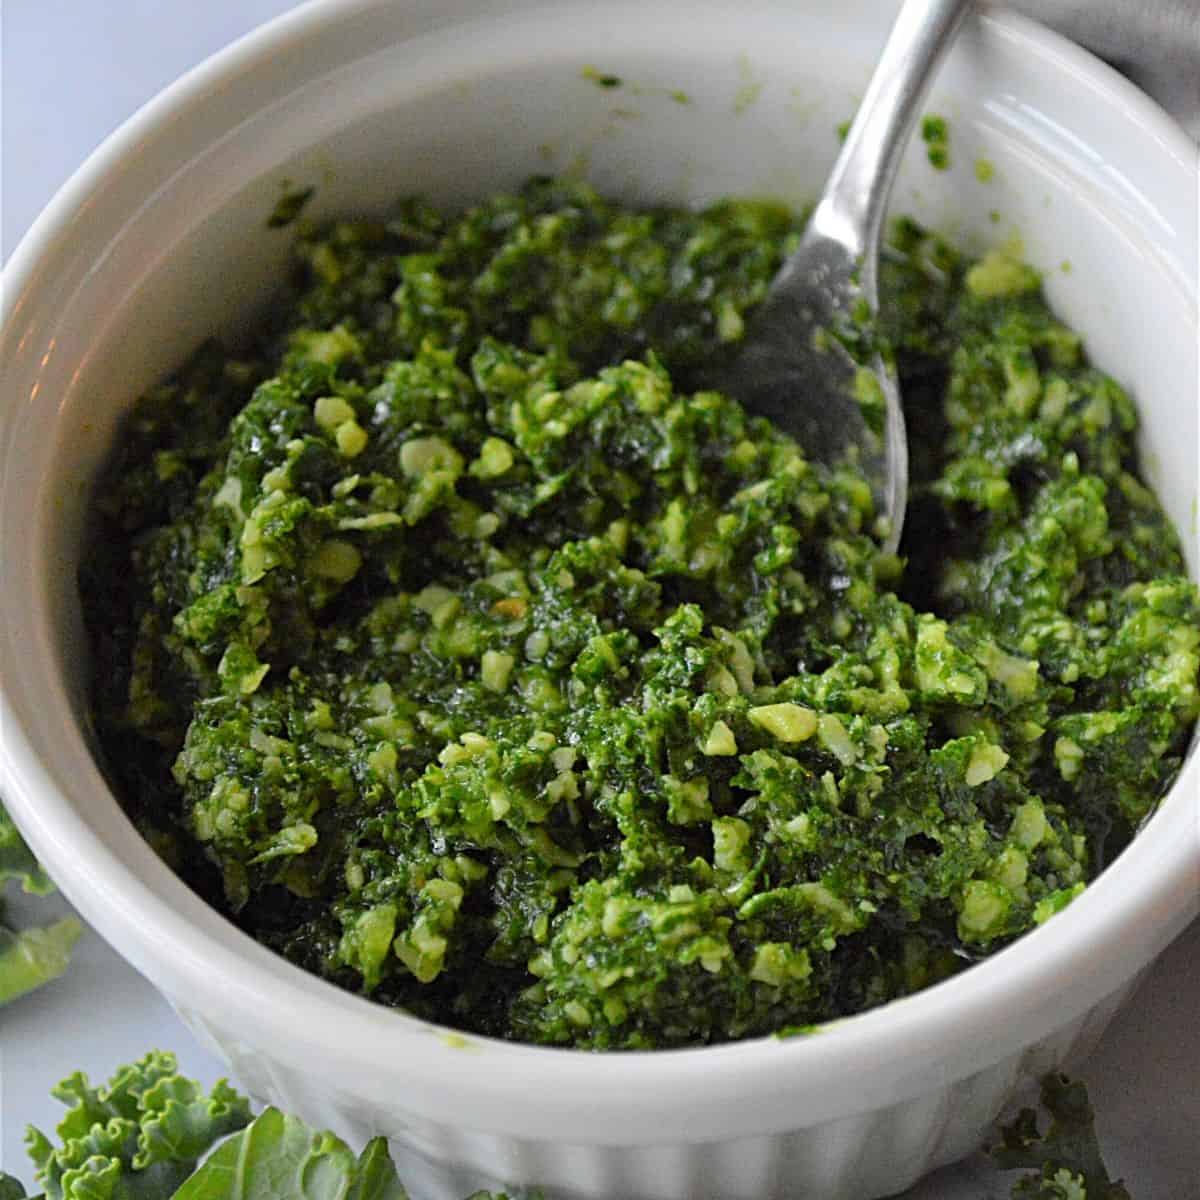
[{"left": 710, "top": 0, "right": 974, "bottom": 552}]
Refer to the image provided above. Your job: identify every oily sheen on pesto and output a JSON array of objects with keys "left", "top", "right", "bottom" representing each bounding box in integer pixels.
[{"left": 84, "top": 179, "right": 1200, "bottom": 1050}]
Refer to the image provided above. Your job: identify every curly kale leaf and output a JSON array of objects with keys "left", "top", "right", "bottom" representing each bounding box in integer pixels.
[
  {"left": 1, "top": 802, "right": 53, "bottom": 895},
  {"left": 166, "top": 1106, "right": 542, "bottom": 1200},
  {"left": 990, "top": 1073, "right": 1133, "bottom": 1199},
  {"left": 0, "top": 802, "right": 82, "bottom": 1007},
  {"left": 11, "top": 1052, "right": 546, "bottom": 1200},
  {"left": 24, "top": 1052, "right": 252, "bottom": 1200},
  {"left": 0, "top": 915, "right": 82, "bottom": 1009},
  {"left": 172, "top": 1109, "right": 406, "bottom": 1200}
]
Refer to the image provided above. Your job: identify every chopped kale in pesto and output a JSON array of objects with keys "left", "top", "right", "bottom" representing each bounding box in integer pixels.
[
  {"left": 921, "top": 114, "right": 950, "bottom": 170},
  {"left": 83, "top": 177, "right": 1199, "bottom": 1049},
  {"left": 267, "top": 184, "right": 316, "bottom": 229}
]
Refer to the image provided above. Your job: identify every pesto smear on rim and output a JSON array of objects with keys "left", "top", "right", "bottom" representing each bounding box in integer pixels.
[{"left": 85, "top": 178, "right": 1199, "bottom": 1049}]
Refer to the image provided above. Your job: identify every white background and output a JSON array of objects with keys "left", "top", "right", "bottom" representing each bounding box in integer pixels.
[{"left": 2, "top": 2, "right": 1198, "bottom": 1196}]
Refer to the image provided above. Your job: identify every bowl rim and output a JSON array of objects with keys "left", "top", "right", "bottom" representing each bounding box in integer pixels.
[{"left": 1, "top": 0, "right": 1198, "bottom": 1145}]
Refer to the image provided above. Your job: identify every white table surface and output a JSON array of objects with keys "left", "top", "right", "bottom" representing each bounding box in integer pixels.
[{"left": 2, "top": 3, "right": 1198, "bottom": 1196}]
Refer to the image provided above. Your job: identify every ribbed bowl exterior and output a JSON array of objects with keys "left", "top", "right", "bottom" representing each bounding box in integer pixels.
[{"left": 174, "top": 981, "right": 1133, "bottom": 1200}]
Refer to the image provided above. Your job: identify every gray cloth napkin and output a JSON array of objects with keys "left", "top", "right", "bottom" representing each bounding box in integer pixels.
[{"left": 1007, "top": 0, "right": 1200, "bottom": 137}]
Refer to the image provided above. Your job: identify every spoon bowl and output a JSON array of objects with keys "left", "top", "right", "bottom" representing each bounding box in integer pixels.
[
  {"left": 711, "top": 0, "right": 974, "bottom": 550},
  {"left": 705, "top": 220, "right": 905, "bottom": 549}
]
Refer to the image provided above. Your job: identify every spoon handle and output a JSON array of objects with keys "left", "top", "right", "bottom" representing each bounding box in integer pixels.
[{"left": 811, "top": 0, "right": 974, "bottom": 300}]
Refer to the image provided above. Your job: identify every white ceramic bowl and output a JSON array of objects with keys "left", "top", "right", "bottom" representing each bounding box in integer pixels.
[{"left": 2, "top": 2, "right": 1197, "bottom": 1197}]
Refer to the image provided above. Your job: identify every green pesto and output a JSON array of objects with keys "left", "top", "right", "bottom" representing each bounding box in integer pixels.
[
  {"left": 581, "top": 66, "right": 623, "bottom": 90},
  {"left": 83, "top": 178, "right": 1199, "bottom": 1050},
  {"left": 267, "top": 185, "right": 316, "bottom": 230},
  {"left": 734, "top": 56, "right": 765, "bottom": 116},
  {"left": 921, "top": 114, "right": 950, "bottom": 170}
]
